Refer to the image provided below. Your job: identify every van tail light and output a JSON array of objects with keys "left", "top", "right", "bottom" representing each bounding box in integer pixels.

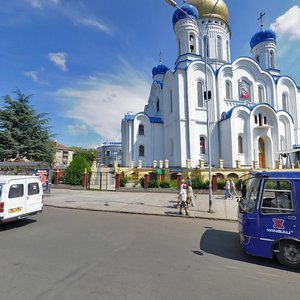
[{"left": 0, "top": 202, "right": 4, "bottom": 213}]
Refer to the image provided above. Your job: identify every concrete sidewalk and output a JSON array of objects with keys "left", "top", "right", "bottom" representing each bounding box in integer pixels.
[{"left": 44, "top": 188, "right": 238, "bottom": 221}]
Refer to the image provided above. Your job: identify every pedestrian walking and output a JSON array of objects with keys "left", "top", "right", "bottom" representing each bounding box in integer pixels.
[
  {"left": 175, "top": 179, "right": 185, "bottom": 208},
  {"left": 179, "top": 184, "right": 189, "bottom": 215},
  {"left": 187, "top": 183, "right": 195, "bottom": 207},
  {"left": 224, "top": 178, "right": 233, "bottom": 199},
  {"left": 230, "top": 179, "right": 239, "bottom": 198}
]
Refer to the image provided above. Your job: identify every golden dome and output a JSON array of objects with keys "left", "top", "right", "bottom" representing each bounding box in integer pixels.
[{"left": 188, "top": 0, "right": 229, "bottom": 26}]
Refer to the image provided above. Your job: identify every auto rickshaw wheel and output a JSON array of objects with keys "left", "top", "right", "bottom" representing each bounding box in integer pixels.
[{"left": 275, "top": 240, "right": 300, "bottom": 268}]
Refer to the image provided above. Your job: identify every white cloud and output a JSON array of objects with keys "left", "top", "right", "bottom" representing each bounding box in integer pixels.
[
  {"left": 26, "top": 0, "right": 60, "bottom": 9},
  {"left": 48, "top": 52, "right": 68, "bottom": 71},
  {"left": 54, "top": 61, "right": 150, "bottom": 141},
  {"left": 76, "top": 17, "right": 111, "bottom": 34},
  {"left": 24, "top": 71, "right": 38, "bottom": 82},
  {"left": 68, "top": 124, "right": 88, "bottom": 136},
  {"left": 270, "top": 6, "right": 300, "bottom": 40}
]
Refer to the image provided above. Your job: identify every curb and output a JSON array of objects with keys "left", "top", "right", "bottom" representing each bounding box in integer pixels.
[{"left": 44, "top": 204, "right": 237, "bottom": 222}]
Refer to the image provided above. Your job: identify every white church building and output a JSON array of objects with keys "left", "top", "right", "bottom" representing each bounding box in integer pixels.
[{"left": 121, "top": 0, "right": 300, "bottom": 169}]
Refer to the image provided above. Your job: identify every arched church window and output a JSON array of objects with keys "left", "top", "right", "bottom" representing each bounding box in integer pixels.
[
  {"left": 258, "top": 86, "right": 264, "bottom": 103},
  {"left": 197, "top": 82, "right": 205, "bottom": 108},
  {"left": 189, "top": 34, "right": 195, "bottom": 53},
  {"left": 200, "top": 136, "right": 206, "bottom": 154},
  {"left": 238, "top": 135, "right": 243, "bottom": 153},
  {"left": 139, "top": 145, "right": 145, "bottom": 157},
  {"left": 259, "top": 113, "right": 262, "bottom": 126},
  {"left": 204, "top": 36, "right": 209, "bottom": 57},
  {"left": 255, "top": 55, "right": 260, "bottom": 64},
  {"left": 156, "top": 99, "right": 160, "bottom": 112},
  {"left": 225, "top": 81, "right": 232, "bottom": 99},
  {"left": 254, "top": 115, "right": 258, "bottom": 124},
  {"left": 282, "top": 93, "right": 288, "bottom": 110},
  {"left": 138, "top": 124, "right": 144, "bottom": 135},
  {"left": 270, "top": 50, "right": 275, "bottom": 69},
  {"left": 226, "top": 40, "right": 229, "bottom": 61},
  {"left": 280, "top": 135, "right": 285, "bottom": 151},
  {"left": 264, "top": 116, "right": 267, "bottom": 125},
  {"left": 178, "top": 39, "right": 181, "bottom": 56},
  {"left": 239, "top": 80, "right": 251, "bottom": 101},
  {"left": 217, "top": 36, "right": 222, "bottom": 60}
]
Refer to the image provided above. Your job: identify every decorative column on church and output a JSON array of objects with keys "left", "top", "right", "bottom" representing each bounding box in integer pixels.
[
  {"left": 186, "top": 159, "right": 191, "bottom": 169},
  {"left": 199, "top": 159, "right": 205, "bottom": 170},
  {"left": 153, "top": 160, "right": 157, "bottom": 168},
  {"left": 236, "top": 160, "right": 241, "bottom": 169},
  {"left": 252, "top": 160, "right": 258, "bottom": 169},
  {"left": 159, "top": 160, "right": 163, "bottom": 168},
  {"left": 138, "top": 160, "right": 142, "bottom": 168},
  {"left": 218, "top": 159, "right": 224, "bottom": 169},
  {"left": 164, "top": 159, "right": 169, "bottom": 169}
]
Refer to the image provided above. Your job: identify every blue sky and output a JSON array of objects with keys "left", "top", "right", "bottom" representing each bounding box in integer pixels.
[{"left": 0, "top": 0, "right": 299, "bottom": 149}]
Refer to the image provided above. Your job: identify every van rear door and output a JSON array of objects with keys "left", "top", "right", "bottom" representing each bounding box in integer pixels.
[
  {"left": 25, "top": 178, "right": 43, "bottom": 214},
  {"left": 5, "top": 179, "right": 26, "bottom": 219}
]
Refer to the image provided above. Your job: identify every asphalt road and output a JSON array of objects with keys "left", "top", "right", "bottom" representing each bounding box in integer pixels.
[{"left": 0, "top": 208, "right": 299, "bottom": 300}]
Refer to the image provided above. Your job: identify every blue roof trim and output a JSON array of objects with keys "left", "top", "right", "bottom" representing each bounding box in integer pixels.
[
  {"left": 220, "top": 103, "right": 294, "bottom": 124},
  {"left": 124, "top": 112, "right": 164, "bottom": 124},
  {"left": 154, "top": 80, "right": 164, "bottom": 89}
]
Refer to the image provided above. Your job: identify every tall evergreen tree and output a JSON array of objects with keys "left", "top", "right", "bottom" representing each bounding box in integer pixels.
[{"left": 0, "top": 89, "right": 55, "bottom": 163}]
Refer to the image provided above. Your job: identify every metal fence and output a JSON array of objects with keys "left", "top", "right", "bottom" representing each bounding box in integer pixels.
[{"left": 88, "top": 171, "right": 115, "bottom": 191}]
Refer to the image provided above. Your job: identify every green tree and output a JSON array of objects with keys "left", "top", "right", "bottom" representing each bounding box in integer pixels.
[
  {"left": 64, "top": 155, "right": 91, "bottom": 185},
  {"left": 0, "top": 89, "right": 55, "bottom": 163},
  {"left": 71, "top": 147, "right": 96, "bottom": 166}
]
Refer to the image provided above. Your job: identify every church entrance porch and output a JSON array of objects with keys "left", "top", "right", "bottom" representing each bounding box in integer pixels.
[{"left": 258, "top": 137, "right": 266, "bottom": 168}]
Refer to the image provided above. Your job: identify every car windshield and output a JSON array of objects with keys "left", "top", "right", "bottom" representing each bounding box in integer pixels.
[{"left": 241, "top": 176, "right": 261, "bottom": 213}]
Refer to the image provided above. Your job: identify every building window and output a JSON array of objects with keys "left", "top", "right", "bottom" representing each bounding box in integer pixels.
[
  {"left": 264, "top": 116, "right": 267, "bottom": 125},
  {"left": 255, "top": 55, "right": 260, "bottom": 63},
  {"left": 189, "top": 34, "right": 195, "bottom": 53},
  {"left": 204, "top": 36, "right": 209, "bottom": 57},
  {"left": 217, "top": 36, "right": 222, "bottom": 60},
  {"left": 259, "top": 114, "right": 262, "bottom": 126},
  {"left": 138, "top": 124, "right": 144, "bottom": 135},
  {"left": 226, "top": 40, "right": 229, "bottom": 61},
  {"left": 156, "top": 99, "right": 160, "bottom": 112},
  {"left": 282, "top": 93, "right": 288, "bottom": 110},
  {"left": 200, "top": 136, "right": 206, "bottom": 154},
  {"left": 197, "top": 82, "right": 205, "bottom": 107},
  {"left": 254, "top": 115, "right": 258, "bottom": 124},
  {"left": 258, "top": 86, "right": 264, "bottom": 103},
  {"left": 270, "top": 50, "right": 275, "bottom": 69},
  {"left": 139, "top": 145, "right": 145, "bottom": 157},
  {"left": 225, "top": 81, "right": 232, "bottom": 99},
  {"left": 238, "top": 135, "right": 243, "bottom": 153}
]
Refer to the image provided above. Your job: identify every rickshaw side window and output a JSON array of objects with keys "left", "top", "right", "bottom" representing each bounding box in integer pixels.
[
  {"left": 243, "top": 177, "right": 260, "bottom": 213},
  {"left": 261, "top": 180, "right": 293, "bottom": 214}
]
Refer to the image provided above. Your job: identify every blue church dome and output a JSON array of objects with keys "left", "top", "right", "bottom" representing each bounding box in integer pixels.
[
  {"left": 172, "top": 4, "right": 199, "bottom": 26},
  {"left": 250, "top": 29, "right": 276, "bottom": 49},
  {"left": 152, "top": 64, "right": 169, "bottom": 77}
]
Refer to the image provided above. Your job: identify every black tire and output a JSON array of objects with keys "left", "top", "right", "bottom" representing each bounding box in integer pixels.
[{"left": 275, "top": 240, "right": 300, "bottom": 268}]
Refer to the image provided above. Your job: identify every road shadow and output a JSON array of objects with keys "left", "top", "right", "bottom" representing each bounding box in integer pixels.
[
  {"left": 196, "top": 228, "right": 300, "bottom": 273},
  {"left": 0, "top": 218, "right": 37, "bottom": 232}
]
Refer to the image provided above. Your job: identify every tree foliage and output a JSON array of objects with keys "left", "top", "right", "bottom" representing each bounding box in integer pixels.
[
  {"left": 0, "top": 89, "right": 55, "bottom": 163},
  {"left": 71, "top": 147, "right": 96, "bottom": 166},
  {"left": 64, "top": 155, "right": 91, "bottom": 185}
]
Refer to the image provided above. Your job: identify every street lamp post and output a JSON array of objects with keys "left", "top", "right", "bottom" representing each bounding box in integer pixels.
[{"left": 165, "top": 0, "right": 220, "bottom": 212}]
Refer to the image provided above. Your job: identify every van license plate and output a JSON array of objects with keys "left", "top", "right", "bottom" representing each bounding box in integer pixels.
[{"left": 9, "top": 207, "right": 22, "bottom": 213}]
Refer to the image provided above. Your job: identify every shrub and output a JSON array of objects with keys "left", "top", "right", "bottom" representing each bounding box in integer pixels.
[
  {"left": 192, "top": 176, "right": 208, "bottom": 189},
  {"left": 64, "top": 155, "right": 91, "bottom": 185},
  {"left": 217, "top": 180, "right": 226, "bottom": 190},
  {"left": 148, "top": 179, "right": 159, "bottom": 188},
  {"left": 169, "top": 180, "right": 178, "bottom": 188},
  {"left": 159, "top": 181, "right": 170, "bottom": 188},
  {"left": 120, "top": 171, "right": 128, "bottom": 187}
]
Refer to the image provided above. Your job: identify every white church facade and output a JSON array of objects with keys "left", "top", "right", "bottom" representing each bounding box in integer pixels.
[{"left": 121, "top": 0, "right": 300, "bottom": 169}]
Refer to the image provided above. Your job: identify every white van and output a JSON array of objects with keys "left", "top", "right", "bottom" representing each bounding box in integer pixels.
[{"left": 0, "top": 175, "right": 43, "bottom": 223}]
